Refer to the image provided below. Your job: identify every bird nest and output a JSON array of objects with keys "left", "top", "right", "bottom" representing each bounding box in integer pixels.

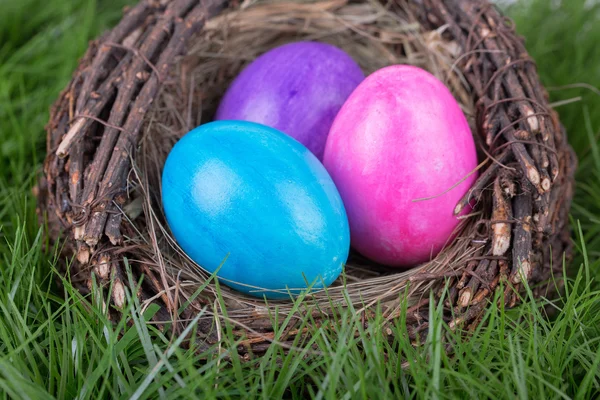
[{"left": 39, "top": 0, "right": 576, "bottom": 354}]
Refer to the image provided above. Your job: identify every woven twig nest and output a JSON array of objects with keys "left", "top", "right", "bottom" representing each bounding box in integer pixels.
[{"left": 39, "top": 0, "right": 576, "bottom": 354}]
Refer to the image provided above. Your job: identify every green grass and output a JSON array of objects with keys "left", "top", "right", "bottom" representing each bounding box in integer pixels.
[{"left": 1, "top": 0, "right": 599, "bottom": 398}]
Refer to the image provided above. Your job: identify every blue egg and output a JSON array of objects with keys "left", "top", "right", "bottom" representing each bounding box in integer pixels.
[{"left": 161, "top": 121, "right": 350, "bottom": 299}]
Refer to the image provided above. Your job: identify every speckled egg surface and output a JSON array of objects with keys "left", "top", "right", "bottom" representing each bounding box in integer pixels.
[
  {"left": 216, "top": 41, "right": 364, "bottom": 160},
  {"left": 162, "top": 121, "right": 350, "bottom": 298},
  {"left": 323, "top": 65, "right": 478, "bottom": 267}
]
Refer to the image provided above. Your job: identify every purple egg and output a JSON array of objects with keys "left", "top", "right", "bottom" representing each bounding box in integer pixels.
[{"left": 216, "top": 41, "right": 364, "bottom": 160}]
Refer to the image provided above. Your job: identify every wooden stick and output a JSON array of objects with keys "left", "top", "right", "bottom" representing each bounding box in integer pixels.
[
  {"left": 83, "top": 0, "right": 224, "bottom": 246},
  {"left": 491, "top": 176, "right": 512, "bottom": 256},
  {"left": 76, "top": 2, "right": 152, "bottom": 112},
  {"left": 511, "top": 186, "right": 533, "bottom": 284},
  {"left": 79, "top": 0, "right": 199, "bottom": 214}
]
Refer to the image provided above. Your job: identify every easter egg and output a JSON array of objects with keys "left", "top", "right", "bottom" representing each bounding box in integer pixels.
[
  {"left": 162, "top": 121, "right": 350, "bottom": 299},
  {"left": 323, "top": 65, "right": 478, "bottom": 267},
  {"left": 216, "top": 41, "right": 364, "bottom": 160}
]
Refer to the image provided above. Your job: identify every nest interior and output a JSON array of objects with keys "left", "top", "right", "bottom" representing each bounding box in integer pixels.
[{"left": 40, "top": 0, "right": 577, "bottom": 354}]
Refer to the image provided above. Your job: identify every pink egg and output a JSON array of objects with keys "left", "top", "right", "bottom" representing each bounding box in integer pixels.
[{"left": 323, "top": 65, "right": 478, "bottom": 267}]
